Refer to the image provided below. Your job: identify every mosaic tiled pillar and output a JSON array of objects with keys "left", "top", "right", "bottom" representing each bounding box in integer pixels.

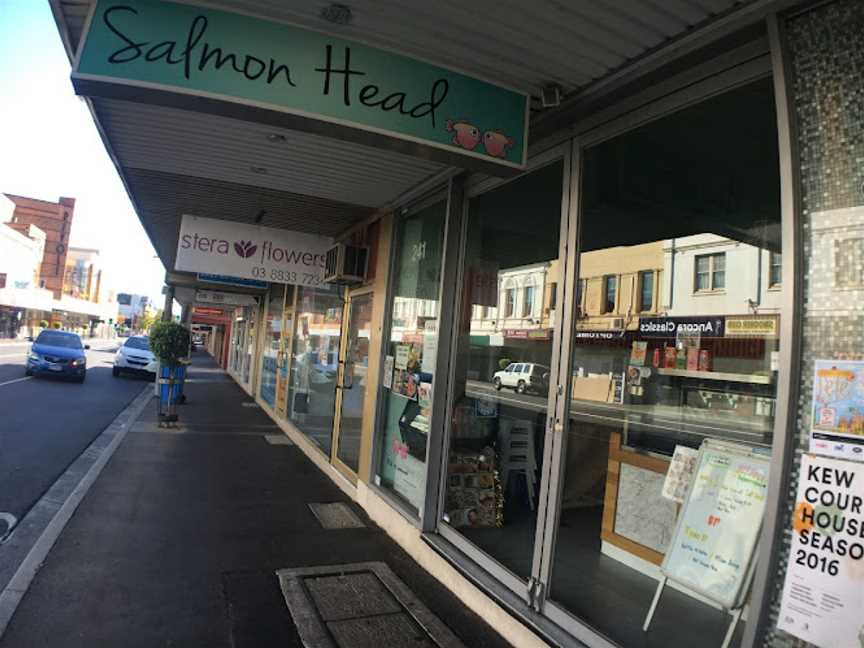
[{"left": 764, "top": 1, "right": 864, "bottom": 646}]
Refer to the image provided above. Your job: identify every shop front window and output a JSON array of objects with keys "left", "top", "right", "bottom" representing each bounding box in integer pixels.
[
  {"left": 288, "top": 285, "right": 343, "bottom": 455},
  {"left": 375, "top": 199, "right": 447, "bottom": 513},
  {"left": 442, "top": 161, "right": 563, "bottom": 580},
  {"left": 548, "top": 79, "right": 780, "bottom": 647}
]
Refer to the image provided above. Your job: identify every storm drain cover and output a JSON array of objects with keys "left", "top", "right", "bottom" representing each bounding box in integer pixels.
[
  {"left": 276, "top": 562, "right": 465, "bottom": 648},
  {"left": 242, "top": 402, "right": 260, "bottom": 408},
  {"left": 308, "top": 503, "right": 365, "bottom": 529},
  {"left": 264, "top": 434, "right": 294, "bottom": 446}
]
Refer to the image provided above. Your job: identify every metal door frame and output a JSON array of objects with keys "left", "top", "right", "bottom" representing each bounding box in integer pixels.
[
  {"left": 332, "top": 285, "right": 375, "bottom": 483},
  {"left": 432, "top": 141, "right": 574, "bottom": 605}
]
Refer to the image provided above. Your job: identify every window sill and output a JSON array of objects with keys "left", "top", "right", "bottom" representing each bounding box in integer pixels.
[{"left": 692, "top": 289, "right": 726, "bottom": 296}]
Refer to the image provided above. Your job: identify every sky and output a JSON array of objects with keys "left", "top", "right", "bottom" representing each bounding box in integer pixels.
[{"left": 0, "top": 1, "right": 166, "bottom": 306}]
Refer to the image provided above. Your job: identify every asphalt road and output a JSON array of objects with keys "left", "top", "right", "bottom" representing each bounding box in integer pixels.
[{"left": 0, "top": 340, "right": 149, "bottom": 534}]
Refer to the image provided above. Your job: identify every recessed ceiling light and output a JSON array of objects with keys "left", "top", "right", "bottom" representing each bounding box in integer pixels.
[
  {"left": 266, "top": 133, "right": 287, "bottom": 143},
  {"left": 250, "top": 165, "right": 268, "bottom": 174},
  {"left": 321, "top": 3, "right": 352, "bottom": 25}
]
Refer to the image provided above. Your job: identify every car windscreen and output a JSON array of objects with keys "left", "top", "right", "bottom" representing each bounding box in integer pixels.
[
  {"left": 125, "top": 337, "right": 150, "bottom": 351},
  {"left": 35, "top": 331, "right": 82, "bottom": 349}
]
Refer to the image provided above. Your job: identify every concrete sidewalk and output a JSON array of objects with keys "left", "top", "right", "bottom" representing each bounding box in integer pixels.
[{"left": 0, "top": 352, "right": 513, "bottom": 648}]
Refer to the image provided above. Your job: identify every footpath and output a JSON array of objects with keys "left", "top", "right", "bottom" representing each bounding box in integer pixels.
[{"left": 0, "top": 351, "right": 513, "bottom": 648}]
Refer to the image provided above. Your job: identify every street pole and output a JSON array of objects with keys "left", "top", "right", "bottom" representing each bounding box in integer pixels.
[{"left": 162, "top": 285, "right": 175, "bottom": 322}]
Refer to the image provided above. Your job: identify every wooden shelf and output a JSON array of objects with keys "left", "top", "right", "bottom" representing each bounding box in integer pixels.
[{"left": 655, "top": 368, "right": 774, "bottom": 385}]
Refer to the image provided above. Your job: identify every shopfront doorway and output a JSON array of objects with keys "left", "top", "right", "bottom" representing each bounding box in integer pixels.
[
  {"left": 433, "top": 73, "right": 782, "bottom": 648},
  {"left": 333, "top": 290, "right": 375, "bottom": 479}
]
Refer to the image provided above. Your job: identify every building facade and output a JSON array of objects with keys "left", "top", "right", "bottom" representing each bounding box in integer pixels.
[
  {"left": 0, "top": 195, "right": 53, "bottom": 339},
  {"left": 52, "top": 1, "right": 864, "bottom": 647}
]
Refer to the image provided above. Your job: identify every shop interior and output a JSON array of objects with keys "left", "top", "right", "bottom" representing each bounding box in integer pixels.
[{"left": 443, "top": 79, "right": 781, "bottom": 647}]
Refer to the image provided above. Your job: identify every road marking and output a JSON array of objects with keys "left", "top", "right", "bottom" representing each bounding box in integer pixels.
[{"left": 0, "top": 377, "right": 32, "bottom": 388}]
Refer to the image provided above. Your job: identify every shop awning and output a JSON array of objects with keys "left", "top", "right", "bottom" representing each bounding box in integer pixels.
[{"left": 49, "top": 0, "right": 778, "bottom": 287}]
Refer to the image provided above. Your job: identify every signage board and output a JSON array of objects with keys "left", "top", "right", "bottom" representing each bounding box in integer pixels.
[
  {"left": 176, "top": 215, "right": 331, "bottom": 286},
  {"left": 504, "top": 329, "right": 552, "bottom": 340},
  {"left": 192, "top": 306, "right": 224, "bottom": 317},
  {"left": 74, "top": 0, "right": 529, "bottom": 172},
  {"left": 638, "top": 316, "right": 725, "bottom": 339},
  {"left": 778, "top": 454, "right": 864, "bottom": 647},
  {"left": 197, "top": 273, "right": 267, "bottom": 289},
  {"left": 195, "top": 289, "right": 258, "bottom": 306},
  {"left": 724, "top": 315, "right": 779, "bottom": 338},
  {"left": 810, "top": 359, "right": 864, "bottom": 462},
  {"left": 661, "top": 440, "right": 770, "bottom": 609}
]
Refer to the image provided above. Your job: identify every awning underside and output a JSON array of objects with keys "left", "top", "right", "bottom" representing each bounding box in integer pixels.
[{"left": 52, "top": 0, "right": 765, "bottom": 281}]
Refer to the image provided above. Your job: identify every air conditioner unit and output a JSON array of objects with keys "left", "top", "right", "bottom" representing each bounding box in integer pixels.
[{"left": 323, "top": 243, "right": 369, "bottom": 285}]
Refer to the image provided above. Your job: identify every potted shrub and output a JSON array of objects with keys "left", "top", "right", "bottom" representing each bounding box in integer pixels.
[{"left": 149, "top": 321, "right": 190, "bottom": 425}]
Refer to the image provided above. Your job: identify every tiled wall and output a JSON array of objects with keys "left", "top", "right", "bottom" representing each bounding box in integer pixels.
[{"left": 765, "top": 1, "right": 864, "bottom": 646}]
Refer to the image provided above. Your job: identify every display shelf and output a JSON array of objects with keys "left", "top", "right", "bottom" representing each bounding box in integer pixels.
[{"left": 654, "top": 368, "right": 774, "bottom": 385}]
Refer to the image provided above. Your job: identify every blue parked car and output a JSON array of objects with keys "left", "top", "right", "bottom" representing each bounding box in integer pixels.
[{"left": 26, "top": 330, "right": 89, "bottom": 383}]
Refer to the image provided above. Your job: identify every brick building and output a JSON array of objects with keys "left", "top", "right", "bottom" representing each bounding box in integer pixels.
[{"left": 4, "top": 194, "right": 75, "bottom": 299}]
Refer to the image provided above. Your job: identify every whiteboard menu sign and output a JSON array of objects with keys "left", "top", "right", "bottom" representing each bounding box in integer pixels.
[{"left": 661, "top": 441, "right": 770, "bottom": 609}]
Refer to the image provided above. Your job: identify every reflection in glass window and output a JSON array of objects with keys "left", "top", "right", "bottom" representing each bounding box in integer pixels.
[
  {"left": 523, "top": 285, "right": 536, "bottom": 317},
  {"left": 549, "top": 80, "right": 780, "bottom": 647},
  {"left": 770, "top": 252, "right": 782, "bottom": 287},
  {"left": 603, "top": 275, "right": 617, "bottom": 313},
  {"left": 442, "top": 161, "right": 563, "bottom": 581},
  {"left": 695, "top": 252, "right": 726, "bottom": 291},
  {"left": 639, "top": 270, "right": 654, "bottom": 312},
  {"left": 259, "top": 285, "right": 285, "bottom": 408},
  {"left": 505, "top": 287, "right": 517, "bottom": 317},
  {"left": 375, "top": 200, "right": 447, "bottom": 514},
  {"left": 287, "top": 285, "right": 343, "bottom": 454}
]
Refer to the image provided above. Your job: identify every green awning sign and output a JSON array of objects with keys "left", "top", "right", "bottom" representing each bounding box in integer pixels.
[{"left": 73, "top": 0, "right": 529, "bottom": 173}]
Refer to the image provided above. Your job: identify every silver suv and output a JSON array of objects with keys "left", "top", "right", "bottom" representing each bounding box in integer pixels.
[{"left": 492, "top": 362, "right": 550, "bottom": 394}]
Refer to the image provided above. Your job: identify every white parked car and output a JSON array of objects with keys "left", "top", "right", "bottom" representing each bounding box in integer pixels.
[
  {"left": 113, "top": 336, "right": 157, "bottom": 377},
  {"left": 492, "top": 362, "right": 550, "bottom": 394}
]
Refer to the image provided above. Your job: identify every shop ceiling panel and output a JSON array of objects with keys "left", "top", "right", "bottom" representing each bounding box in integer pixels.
[
  {"left": 123, "top": 168, "right": 375, "bottom": 269},
  {"left": 92, "top": 98, "right": 446, "bottom": 209},
  {"left": 56, "top": 0, "right": 753, "bottom": 97}
]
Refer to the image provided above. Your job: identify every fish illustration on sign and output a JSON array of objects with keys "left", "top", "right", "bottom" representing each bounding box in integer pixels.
[
  {"left": 482, "top": 130, "right": 514, "bottom": 158},
  {"left": 445, "top": 119, "right": 481, "bottom": 151}
]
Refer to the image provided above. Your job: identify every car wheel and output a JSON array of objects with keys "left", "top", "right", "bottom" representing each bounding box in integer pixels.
[
  {"left": 25, "top": 367, "right": 32, "bottom": 377},
  {"left": 516, "top": 380, "right": 527, "bottom": 394},
  {"left": 493, "top": 377, "right": 502, "bottom": 391},
  {"left": 112, "top": 366, "right": 120, "bottom": 377},
  {"left": 77, "top": 373, "right": 86, "bottom": 384}
]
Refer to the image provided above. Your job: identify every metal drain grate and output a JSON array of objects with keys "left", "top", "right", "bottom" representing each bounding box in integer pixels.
[
  {"left": 276, "top": 562, "right": 465, "bottom": 648},
  {"left": 264, "top": 434, "right": 294, "bottom": 445},
  {"left": 242, "top": 401, "right": 260, "bottom": 408},
  {"left": 308, "top": 503, "right": 365, "bottom": 529}
]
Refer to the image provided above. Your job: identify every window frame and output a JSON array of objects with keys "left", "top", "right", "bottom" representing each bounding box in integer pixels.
[
  {"left": 694, "top": 252, "right": 727, "bottom": 292},
  {"left": 638, "top": 270, "right": 654, "bottom": 312},
  {"left": 602, "top": 275, "right": 617, "bottom": 313}
]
